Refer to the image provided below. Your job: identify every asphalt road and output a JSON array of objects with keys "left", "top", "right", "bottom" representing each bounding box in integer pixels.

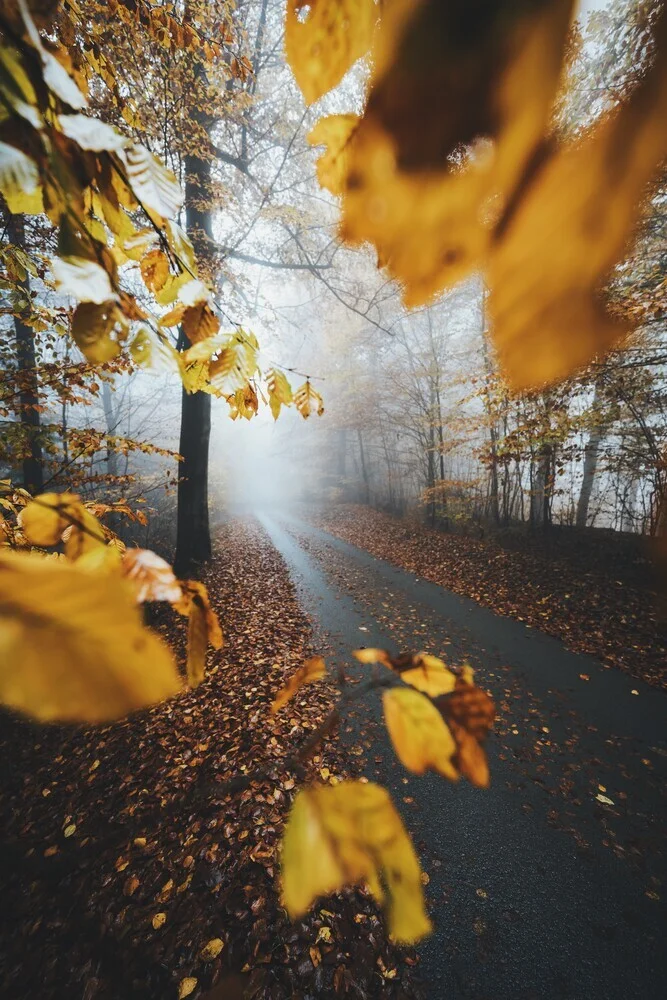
[{"left": 257, "top": 510, "right": 667, "bottom": 1000}]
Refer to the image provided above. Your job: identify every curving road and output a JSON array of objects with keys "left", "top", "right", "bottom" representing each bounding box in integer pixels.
[{"left": 258, "top": 510, "right": 667, "bottom": 1000}]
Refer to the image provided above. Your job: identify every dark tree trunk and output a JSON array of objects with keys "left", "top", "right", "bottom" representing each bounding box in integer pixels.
[
  {"left": 174, "top": 151, "right": 213, "bottom": 577},
  {"left": 576, "top": 384, "right": 606, "bottom": 529},
  {"left": 5, "top": 213, "right": 43, "bottom": 494}
]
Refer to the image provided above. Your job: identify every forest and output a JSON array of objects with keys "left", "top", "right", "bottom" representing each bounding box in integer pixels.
[{"left": 0, "top": 1, "right": 665, "bottom": 999}]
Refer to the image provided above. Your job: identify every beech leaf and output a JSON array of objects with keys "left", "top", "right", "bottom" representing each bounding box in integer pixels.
[
  {"left": 281, "top": 780, "right": 432, "bottom": 943},
  {"left": 0, "top": 549, "right": 181, "bottom": 723}
]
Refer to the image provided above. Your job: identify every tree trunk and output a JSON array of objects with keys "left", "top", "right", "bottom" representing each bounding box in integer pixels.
[
  {"left": 6, "top": 213, "right": 43, "bottom": 494},
  {"left": 357, "top": 427, "right": 370, "bottom": 504},
  {"left": 101, "top": 380, "right": 119, "bottom": 480},
  {"left": 480, "top": 296, "right": 500, "bottom": 526},
  {"left": 576, "top": 386, "right": 606, "bottom": 528},
  {"left": 174, "top": 151, "right": 213, "bottom": 577}
]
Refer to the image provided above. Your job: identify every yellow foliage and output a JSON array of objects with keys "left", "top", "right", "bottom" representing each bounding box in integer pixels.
[
  {"left": 281, "top": 780, "right": 431, "bottom": 943},
  {"left": 286, "top": 0, "right": 667, "bottom": 389},
  {"left": 71, "top": 302, "right": 124, "bottom": 364},
  {"left": 399, "top": 655, "right": 457, "bottom": 698},
  {"left": 271, "top": 655, "right": 327, "bottom": 714},
  {"left": 19, "top": 492, "right": 82, "bottom": 546},
  {"left": 294, "top": 380, "right": 324, "bottom": 418},
  {"left": 0, "top": 549, "right": 181, "bottom": 722},
  {"left": 488, "top": 49, "right": 667, "bottom": 389},
  {"left": 285, "top": 0, "right": 377, "bottom": 105},
  {"left": 121, "top": 549, "right": 182, "bottom": 603},
  {"left": 200, "top": 938, "right": 224, "bottom": 961},
  {"left": 266, "top": 368, "right": 293, "bottom": 420},
  {"left": 62, "top": 506, "right": 108, "bottom": 561},
  {"left": 140, "top": 248, "right": 170, "bottom": 293},
  {"left": 352, "top": 648, "right": 457, "bottom": 697},
  {"left": 174, "top": 580, "right": 223, "bottom": 689},
  {"left": 208, "top": 332, "right": 259, "bottom": 395},
  {"left": 186, "top": 598, "right": 208, "bottom": 688},
  {"left": 308, "top": 114, "right": 358, "bottom": 195},
  {"left": 383, "top": 687, "right": 458, "bottom": 779}
]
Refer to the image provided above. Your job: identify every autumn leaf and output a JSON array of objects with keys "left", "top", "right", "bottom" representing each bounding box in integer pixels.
[
  {"left": 225, "top": 384, "right": 259, "bottom": 420},
  {"left": 0, "top": 549, "right": 181, "bottom": 722},
  {"left": 121, "top": 549, "right": 182, "bottom": 603},
  {"left": 140, "top": 248, "right": 170, "bottom": 293},
  {"left": 19, "top": 491, "right": 83, "bottom": 546},
  {"left": 271, "top": 655, "right": 326, "bottom": 714},
  {"left": 266, "top": 368, "right": 293, "bottom": 420},
  {"left": 307, "top": 114, "right": 358, "bottom": 196},
  {"left": 351, "top": 646, "right": 393, "bottom": 666},
  {"left": 435, "top": 677, "right": 495, "bottom": 742},
  {"left": 122, "top": 142, "right": 183, "bottom": 220},
  {"left": 200, "top": 938, "right": 224, "bottom": 960},
  {"left": 174, "top": 581, "right": 223, "bottom": 688},
  {"left": 488, "top": 17, "right": 667, "bottom": 389},
  {"left": 52, "top": 256, "right": 117, "bottom": 304},
  {"left": 294, "top": 380, "right": 324, "bottom": 418},
  {"left": 186, "top": 597, "right": 208, "bottom": 688},
  {"left": 285, "top": 0, "right": 376, "bottom": 106},
  {"left": 57, "top": 113, "right": 127, "bottom": 152},
  {"left": 352, "top": 648, "right": 457, "bottom": 697},
  {"left": 178, "top": 978, "right": 197, "bottom": 1000},
  {"left": 0, "top": 140, "right": 40, "bottom": 212},
  {"left": 289, "top": 0, "right": 667, "bottom": 385},
  {"left": 383, "top": 687, "right": 458, "bottom": 780},
  {"left": 281, "top": 780, "right": 431, "bottom": 943},
  {"left": 71, "top": 302, "right": 124, "bottom": 363},
  {"left": 208, "top": 331, "right": 259, "bottom": 395}
]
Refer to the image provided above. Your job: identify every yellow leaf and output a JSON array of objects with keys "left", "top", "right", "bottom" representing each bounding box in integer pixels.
[
  {"left": 123, "top": 142, "right": 183, "bottom": 221},
  {"left": 178, "top": 978, "right": 197, "bottom": 1000},
  {"left": 122, "top": 549, "right": 182, "bottom": 603},
  {"left": 281, "top": 780, "right": 431, "bottom": 943},
  {"left": 71, "top": 302, "right": 123, "bottom": 364},
  {"left": 294, "top": 380, "right": 324, "bottom": 418},
  {"left": 52, "top": 257, "right": 116, "bottom": 305},
  {"left": 186, "top": 598, "right": 207, "bottom": 689},
  {"left": 62, "top": 507, "right": 108, "bottom": 562},
  {"left": 208, "top": 331, "right": 258, "bottom": 394},
  {"left": 399, "top": 654, "right": 457, "bottom": 698},
  {"left": 307, "top": 114, "right": 358, "bottom": 196},
  {"left": 0, "top": 140, "right": 40, "bottom": 211},
  {"left": 488, "top": 31, "right": 667, "bottom": 389},
  {"left": 285, "top": 0, "right": 376, "bottom": 106},
  {"left": 352, "top": 647, "right": 392, "bottom": 667},
  {"left": 152, "top": 912, "right": 166, "bottom": 929},
  {"left": 200, "top": 938, "right": 224, "bottom": 960},
  {"left": 19, "top": 492, "right": 82, "bottom": 546},
  {"left": 383, "top": 688, "right": 458, "bottom": 780},
  {"left": 0, "top": 549, "right": 181, "bottom": 723},
  {"left": 266, "top": 368, "right": 293, "bottom": 420},
  {"left": 335, "top": 0, "right": 575, "bottom": 308},
  {"left": 140, "top": 248, "right": 170, "bottom": 293},
  {"left": 174, "top": 581, "right": 223, "bottom": 647},
  {"left": 271, "top": 655, "right": 327, "bottom": 714},
  {"left": 352, "top": 648, "right": 456, "bottom": 697}
]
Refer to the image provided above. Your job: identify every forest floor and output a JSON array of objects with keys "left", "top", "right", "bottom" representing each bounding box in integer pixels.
[
  {"left": 0, "top": 520, "right": 423, "bottom": 1000},
  {"left": 307, "top": 504, "right": 667, "bottom": 691}
]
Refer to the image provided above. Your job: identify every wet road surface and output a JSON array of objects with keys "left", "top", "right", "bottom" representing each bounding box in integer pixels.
[{"left": 258, "top": 510, "right": 667, "bottom": 1000}]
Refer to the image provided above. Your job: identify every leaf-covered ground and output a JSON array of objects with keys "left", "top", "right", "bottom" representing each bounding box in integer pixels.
[
  {"left": 308, "top": 505, "right": 666, "bottom": 690},
  {"left": 0, "top": 520, "right": 424, "bottom": 1000},
  {"left": 262, "top": 512, "right": 667, "bottom": 998}
]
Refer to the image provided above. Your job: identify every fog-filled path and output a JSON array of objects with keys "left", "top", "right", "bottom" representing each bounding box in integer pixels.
[{"left": 258, "top": 511, "right": 667, "bottom": 1000}]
